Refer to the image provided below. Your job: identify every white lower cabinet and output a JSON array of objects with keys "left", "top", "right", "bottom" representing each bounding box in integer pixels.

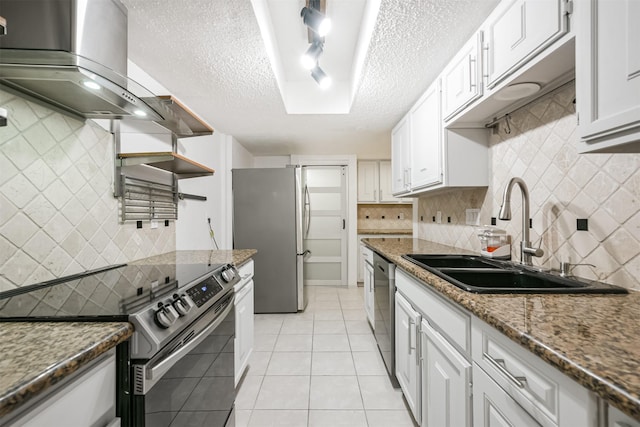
[
  {"left": 473, "top": 364, "right": 541, "bottom": 427},
  {"left": 609, "top": 405, "right": 640, "bottom": 427},
  {"left": 235, "top": 259, "right": 254, "bottom": 386},
  {"left": 364, "top": 258, "right": 374, "bottom": 328},
  {"left": 6, "top": 352, "right": 118, "bottom": 427},
  {"left": 395, "top": 268, "right": 602, "bottom": 427},
  {"left": 421, "top": 319, "right": 472, "bottom": 427},
  {"left": 395, "top": 291, "right": 421, "bottom": 423}
]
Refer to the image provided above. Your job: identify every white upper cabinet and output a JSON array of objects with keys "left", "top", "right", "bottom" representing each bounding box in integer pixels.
[
  {"left": 357, "top": 161, "right": 379, "bottom": 202},
  {"left": 442, "top": 32, "right": 484, "bottom": 121},
  {"left": 576, "top": 0, "right": 640, "bottom": 152},
  {"left": 410, "top": 80, "right": 443, "bottom": 190},
  {"left": 391, "top": 115, "right": 411, "bottom": 195},
  {"left": 358, "top": 160, "right": 408, "bottom": 203},
  {"left": 483, "top": 0, "right": 569, "bottom": 89},
  {"left": 379, "top": 160, "right": 400, "bottom": 202}
]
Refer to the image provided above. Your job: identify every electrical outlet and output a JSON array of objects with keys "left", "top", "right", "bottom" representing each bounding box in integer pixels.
[
  {"left": 436, "top": 211, "right": 442, "bottom": 224},
  {"left": 399, "top": 213, "right": 405, "bottom": 220},
  {"left": 465, "top": 209, "right": 480, "bottom": 225},
  {"left": 151, "top": 220, "right": 158, "bottom": 229}
]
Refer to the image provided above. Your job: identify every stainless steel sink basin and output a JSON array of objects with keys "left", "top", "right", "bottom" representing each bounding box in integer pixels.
[{"left": 402, "top": 254, "right": 627, "bottom": 294}]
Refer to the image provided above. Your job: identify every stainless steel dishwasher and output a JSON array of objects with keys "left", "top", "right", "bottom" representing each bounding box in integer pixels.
[{"left": 373, "top": 252, "right": 399, "bottom": 388}]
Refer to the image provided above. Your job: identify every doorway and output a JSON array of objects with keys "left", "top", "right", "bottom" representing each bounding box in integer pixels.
[{"left": 302, "top": 166, "right": 348, "bottom": 287}]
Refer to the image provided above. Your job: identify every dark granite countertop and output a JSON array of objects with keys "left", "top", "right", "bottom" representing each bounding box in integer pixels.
[
  {"left": 363, "top": 237, "right": 640, "bottom": 421},
  {"left": 0, "top": 322, "right": 133, "bottom": 418}
]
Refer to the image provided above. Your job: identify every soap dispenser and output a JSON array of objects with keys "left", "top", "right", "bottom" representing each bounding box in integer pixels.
[{"left": 477, "top": 227, "right": 511, "bottom": 259}]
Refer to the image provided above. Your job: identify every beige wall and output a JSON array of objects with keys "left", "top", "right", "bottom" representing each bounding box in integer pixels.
[
  {"left": 417, "top": 83, "right": 640, "bottom": 291},
  {"left": 0, "top": 89, "right": 175, "bottom": 292}
]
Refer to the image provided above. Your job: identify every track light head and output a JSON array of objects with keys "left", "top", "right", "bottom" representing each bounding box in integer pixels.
[
  {"left": 301, "top": 41, "right": 323, "bottom": 70},
  {"left": 311, "top": 65, "right": 331, "bottom": 89},
  {"left": 300, "top": 6, "right": 331, "bottom": 37}
]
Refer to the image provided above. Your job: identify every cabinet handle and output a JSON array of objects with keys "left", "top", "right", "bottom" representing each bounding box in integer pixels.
[
  {"left": 483, "top": 352, "right": 527, "bottom": 389},
  {"left": 469, "top": 55, "right": 477, "bottom": 91},
  {"left": 408, "top": 319, "right": 416, "bottom": 353}
]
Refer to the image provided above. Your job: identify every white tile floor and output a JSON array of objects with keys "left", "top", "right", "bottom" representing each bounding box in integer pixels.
[{"left": 235, "top": 286, "right": 417, "bottom": 427}]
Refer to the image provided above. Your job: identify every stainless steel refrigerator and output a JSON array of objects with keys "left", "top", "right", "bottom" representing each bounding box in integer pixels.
[{"left": 232, "top": 167, "right": 308, "bottom": 313}]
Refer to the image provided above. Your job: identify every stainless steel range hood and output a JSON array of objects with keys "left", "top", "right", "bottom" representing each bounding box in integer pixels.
[{"left": 0, "top": 0, "right": 163, "bottom": 121}]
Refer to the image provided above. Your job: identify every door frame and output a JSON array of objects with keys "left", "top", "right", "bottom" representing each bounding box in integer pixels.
[{"left": 291, "top": 155, "right": 358, "bottom": 287}]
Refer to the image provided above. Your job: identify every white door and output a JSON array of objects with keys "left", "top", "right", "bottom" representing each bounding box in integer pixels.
[
  {"left": 421, "top": 319, "right": 472, "bottom": 427},
  {"left": 364, "top": 260, "right": 374, "bottom": 328},
  {"left": 473, "top": 366, "right": 540, "bottom": 427},
  {"left": 357, "top": 161, "right": 378, "bottom": 202},
  {"left": 484, "top": 0, "right": 568, "bottom": 89},
  {"left": 303, "top": 166, "right": 348, "bottom": 287},
  {"left": 395, "top": 292, "right": 421, "bottom": 424},
  {"left": 410, "top": 80, "right": 442, "bottom": 190},
  {"left": 391, "top": 116, "right": 411, "bottom": 194}
]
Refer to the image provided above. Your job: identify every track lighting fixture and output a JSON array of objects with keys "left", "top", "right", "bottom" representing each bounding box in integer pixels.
[
  {"left": 311, "top": 65, "right": 331, "bottom": 90},
  {"left": 300, "top": 6, "right": 331, "bottom": 37},
  {"left": 301, "top": 41, "right": 323, "bottom": 70}
]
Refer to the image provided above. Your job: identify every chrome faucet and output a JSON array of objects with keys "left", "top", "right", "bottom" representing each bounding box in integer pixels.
[{"left": 498, "top": 177, "right": 544, "bottom": 265}]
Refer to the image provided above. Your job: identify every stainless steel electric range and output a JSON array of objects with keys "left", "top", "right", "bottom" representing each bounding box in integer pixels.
[{"left": 0, "top": 261, "right": 240, "bottom": 427}]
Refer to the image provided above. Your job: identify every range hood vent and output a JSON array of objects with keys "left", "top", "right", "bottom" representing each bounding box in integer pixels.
[{"left": 0, "top": 0, "right": 163, "bottom": 121}]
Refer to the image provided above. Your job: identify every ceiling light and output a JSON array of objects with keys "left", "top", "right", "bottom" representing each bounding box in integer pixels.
[
  {"left": 300, "top": 6, "right": 331, "bottom": 37},
  {"left": 301, "top": 42, "right": 323, "bottom": 70},
  {"left": 311, "top": 65, "right": 331, "bottom": 90},
  {"left": 82, "top": 80, "right": 101, "bottom": 90}
]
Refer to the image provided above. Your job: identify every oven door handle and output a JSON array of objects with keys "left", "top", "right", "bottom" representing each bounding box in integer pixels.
[{"left": 146, "top": 295, "right": 235, "bottom": 382}]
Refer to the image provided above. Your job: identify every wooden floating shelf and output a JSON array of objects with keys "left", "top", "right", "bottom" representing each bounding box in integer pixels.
[
  {"left": 142, "top": 95, "right": 214, "bottom": 137},
  {"left": 118, "top": 152, "right": 215, "bottom": 178}
]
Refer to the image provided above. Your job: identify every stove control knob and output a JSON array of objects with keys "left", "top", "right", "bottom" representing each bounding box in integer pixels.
[
  {"left": 221, "top": 267, "right": 236, "bottom": 283},
  {"left": 172, "top": 294, "right": 193, "bottom": 316},
  {"left": 155, "top": 304, "right": 179, "bottom": 328}
]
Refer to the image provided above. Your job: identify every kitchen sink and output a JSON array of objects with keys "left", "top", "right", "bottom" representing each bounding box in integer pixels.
[
  {"left": 404, "top": 254, "right": 505, "bottom": 269},
  {"left": 402, "top": 254, "right": 627, "bottom": 294}
]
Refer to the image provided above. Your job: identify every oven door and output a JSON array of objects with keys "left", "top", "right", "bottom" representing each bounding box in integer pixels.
[{"left": 131, "top": 293, "right": 236, "bottom": 427}]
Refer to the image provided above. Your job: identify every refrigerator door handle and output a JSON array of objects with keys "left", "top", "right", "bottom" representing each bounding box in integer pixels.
[
  {"left": 304, "top": 185, "right": 311, "bottom": 237},
  {"left": 297, "top": 250, "right": 311, "bottom": 257}
]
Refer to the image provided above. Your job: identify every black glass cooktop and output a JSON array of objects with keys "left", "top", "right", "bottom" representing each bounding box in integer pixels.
[{"left": 0, "top": 262, "right": 224, "bottom": 321}]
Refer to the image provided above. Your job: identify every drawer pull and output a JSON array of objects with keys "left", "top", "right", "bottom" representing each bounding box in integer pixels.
[{"left": 483, "top": 352, "right": 527, "bottom": 389}]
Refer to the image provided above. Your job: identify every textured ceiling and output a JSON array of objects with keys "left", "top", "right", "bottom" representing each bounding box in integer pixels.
[{"left": 122, "top": 0, "right": 500, "bottom": 157}]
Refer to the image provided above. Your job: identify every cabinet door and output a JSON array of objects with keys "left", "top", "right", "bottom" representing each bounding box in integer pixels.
[
  {"left": 485, "top": 0, "right": 568, "bottom": 89},
  {"left": 364, "top": 261, "right": 375, "bottom": 328},
  {"left": 577, "top": 0, "right": 640, "bottom": 152},
  {"left": 235, "top": 281, "right": 254, "bottom": 385},
  {"left": 609, "top": 405, "right": 640, "bottom": 427},
  {"left": 358, "top": 161, "right": 379, "bottom": 202},
  {"left": 391, "top": 115, "right": 411, "bottom": 195},
  {"left": 442, "top": 32, "right": 483, "bottom": 121},
  {"left": 395, "top": 292, "right": 421, "bottom": 423},
  {"left": 473, "top": 365, "right": 540, "bottom": 427},
  {"left": 410, "top": 80, "right": 442, "bottom": 190},
  {"left": 421, "top": 319, "right": 471, "bottom": 427},
  {"left": 379, "top": 161, "right": 405, "bottom": 203}
]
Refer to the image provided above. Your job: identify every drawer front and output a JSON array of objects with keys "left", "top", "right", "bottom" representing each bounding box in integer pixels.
[
  {"left": 238, "top": 259, "right": 254, "bottom": 280},
  {"left": 473, "top": 319, "right": 559, "bottom": 424},
  {"left": 361, "top": 246, "right": 373, "bottom": 265},
  {"left": 396, "top": 269, "right": 470, "bottom": 357}
]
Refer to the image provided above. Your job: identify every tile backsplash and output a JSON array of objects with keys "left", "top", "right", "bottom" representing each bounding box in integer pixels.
[
  {"left": 417, "top": 83, "right": 640, "bottom": 291},
  {"left": 0, "top": 89, "right": 175, "bottom": 292},
  {"left": 358, "top": 204, "right": 413, "bottom": 230}
]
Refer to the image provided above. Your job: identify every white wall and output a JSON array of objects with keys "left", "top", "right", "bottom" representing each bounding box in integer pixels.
[
  {"left": 232, "top": 139, "right": 255, "bottom": 169},
  {"left": 254, "top": 155, "right": 291, "bottom": 168}
]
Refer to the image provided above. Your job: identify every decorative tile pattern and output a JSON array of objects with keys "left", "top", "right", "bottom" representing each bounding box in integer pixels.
[
  {"left": 357, "top": 204, "right": 413, "bottom": 230},
  {"left": 417, "top": 83, "right": 640, "bottom": 290},
  {"left": 0, "top": 90, "right": 176, "bottom": 291}
]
